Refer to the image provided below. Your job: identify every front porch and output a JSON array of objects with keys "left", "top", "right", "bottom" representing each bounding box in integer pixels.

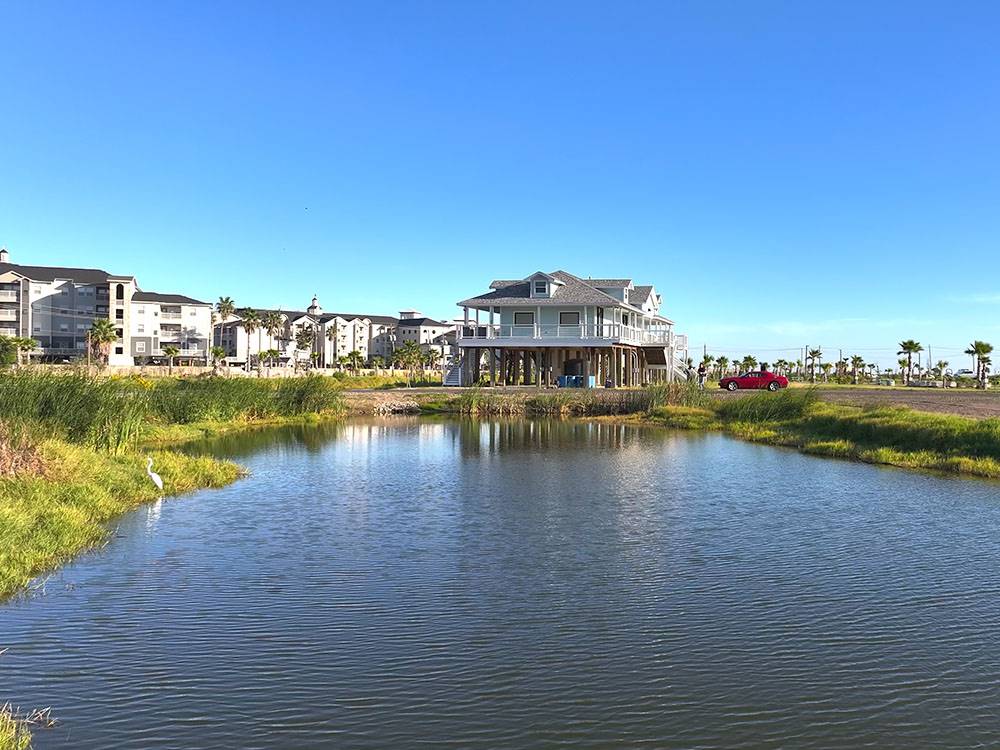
[{"left": 458, "top": 343, "right": 673, "bottom": 387}]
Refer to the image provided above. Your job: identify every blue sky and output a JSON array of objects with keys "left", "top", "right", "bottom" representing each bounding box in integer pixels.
[{"left": 2, "top": 1, "right": 998, "bottom": 368}]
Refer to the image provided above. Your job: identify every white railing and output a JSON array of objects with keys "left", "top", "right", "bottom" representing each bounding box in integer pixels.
[
  {"left": 0, "top": 290, "right": 18, "bottom": 301},
  {"left": 458, "top": 323, "right": 673, "bottom": 346},
  {"left": 0, "top": 310, "right": 17, "bottom": 321},
  {"left": 160, "top": 312, "right": 182, "bottom": 320}
]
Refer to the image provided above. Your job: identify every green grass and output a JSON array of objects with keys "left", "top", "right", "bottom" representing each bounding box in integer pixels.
[
  {"left": 422, "top": 382, "right": 711, "bottom": 417},
  {"left": 0, "top": 439, "right": 243, "bottom": 602},
  {"left": 646, "top": 389, "right": 1000, "bottom": 479},
  {"left": 0, "top": 704, "right": 31, "bottom": 750},
  {"left": 0, "top": 371, "right": 344, "bottom": 453}
]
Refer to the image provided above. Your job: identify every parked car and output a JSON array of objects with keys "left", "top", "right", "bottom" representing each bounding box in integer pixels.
[
  {"left": 954, "top": 369, "right": 975, "bottom": 377},
  {"left": 718, "top": 370, "right": 789, "bottom": 392}
]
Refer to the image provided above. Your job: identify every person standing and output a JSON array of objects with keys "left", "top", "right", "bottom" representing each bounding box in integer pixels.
[{"left": 697, "top": 362, "right": 708, "bottom": 389}]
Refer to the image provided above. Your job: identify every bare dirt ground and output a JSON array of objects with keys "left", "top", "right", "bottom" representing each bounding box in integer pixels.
[{"left": 807, "top": 387, "right": 1000, "bottom": 419}]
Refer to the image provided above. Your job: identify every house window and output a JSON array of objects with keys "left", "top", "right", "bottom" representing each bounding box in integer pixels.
[
  {"left": 534, "top": 281, "right": 547, "bottom": 294},
  {"left": 136, "top": 341, "right": 146, "bottom": 353},
  {"left": 115, "top": 346, "right": 123, "bottom": 354},
  {"left": 115, "top": 309, "right": 124, "bottom": 320},
  {"left": 513, "top": 312, "right": 535, "bottom": 325},
  {"left": 559, "top": 312, "right": 580, "bottom": 325},
  {"left": 116, "top": 284, "right": 124, "bottom": 300},
  {"left": 138, "top": 324, "right": 145, "bottom": 333}
]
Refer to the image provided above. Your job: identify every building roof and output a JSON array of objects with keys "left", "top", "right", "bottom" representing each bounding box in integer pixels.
[
  {"left": 630, "top": 285, "right": 654, "bottom": 305},
  {"left": 320, "top": 312, "right": 400, "bottom": 327},
  {"left": 133, "top": 291, "right": 209, "bottom": 305},
  {"left": 458, "top": 270, "right": 672, "bottom": 322},
  {"left": 586, "top": 278, "right": 634, "bottom": 288},
  {"left": 397, "top": 317, "right": 448, "bottom": 328},
  {"left": 0, "top": 262, "right": 117, "bottom": 285}
]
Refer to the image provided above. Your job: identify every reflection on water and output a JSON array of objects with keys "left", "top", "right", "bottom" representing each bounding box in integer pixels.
[{"left": 4, "top": 419, "right": 1000, "bottom": 750}]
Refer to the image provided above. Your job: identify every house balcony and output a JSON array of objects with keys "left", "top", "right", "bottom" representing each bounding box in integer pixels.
[
  {"left": 0, "top": 309, "right": 17, "bottom": 322},
  {"left": 457, "top": 323, "right": 674, "bottom": 348},
  {"left": 0, "top": 290, "right": 18, "bottom": 302}
]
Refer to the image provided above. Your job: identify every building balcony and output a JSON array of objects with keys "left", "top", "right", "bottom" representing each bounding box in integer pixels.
[
  {"left": 0, "top": 310, "right": 17, "bottom": 321},
  {"left": 457, "top": 323, "right": 674, "bottom": 347},
  {"left": 160, "top": 312, "right": 182, "bottom": 320},
  {"left": 0, "top": 290, "right": 18, "bottom": 302}
]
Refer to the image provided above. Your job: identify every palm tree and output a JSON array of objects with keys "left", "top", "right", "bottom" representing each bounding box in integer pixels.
[
  {"left": 210, "top": 345, "right": 227, "bottom": 375},
  {"left": 819, "top": 362, "right": 833, "bottom": 382},
  {"left": 964, "top": 341, "right": 994, "bottom": 388},
  {"left": 715, "top": 356, "right": 729, "bottom": 378},
  {"left": 850, "top": 355, "right": 865, "bottom": 385},
  {"left": 935, "top": 360, "right": 950, "bottom": 381},
  {"left": 162, "top": 344, "right": 180, "bottom": 375},
  {"left": 346, "top": 350, "right": 364, "bottom": 372},
  {"left": 295, "top": 325, "right": 315, "bottom": 370},
  {"left": 240, "top": 308, "right": 261, "bottom": 372},
  {"left": 12, "top": 337, "right": 37, "bottom": 366},
  {"left": 216, "top": 296, "right": 236, "bottom": 348},
  {"left": 739, "top": 355, "right": 757, "bottom": 373},
  {"left": 263, "top": 310, "right": 283, "bottom": 353},
  {"left": 807, "top": 348, "right": 822, "bottom": 383},
  {"left": 394, "top": 341, "right": 423, "bottom": 386},
  {"left": 370, "top": 355, "right": 385, "bottom": 371},
  {"left": 897, "top": 340, "right": 923, "bottom": 384},
  {"left": 89, "top": 318, "right": 118, "bottom": 366}
]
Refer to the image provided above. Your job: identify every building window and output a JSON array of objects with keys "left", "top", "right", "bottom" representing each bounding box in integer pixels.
[
  {"left": 115, "top": 346, "right": 123, "bottom": 354},
  {"left": 59, "top": 324, "right": 69, "bottom": 332},
  {"left": 116, "top": 284, "right": 124, "bottom": 300},
  {"left": 534, "top": 281, "right": 547, "bottom": 294},
  {"left": 138, "top": 324, "right": 145, "bottom": 333},
  {"left": 137, "top": 306, "right": 145, "bottom": 314},
  {"left": 136, "top": 342, "right": 146, "bottom": 353},
  {"left": 559, "top": 312, "right": 580, "bottom": 325},
  {"left": 513, "top": 312, "right": 534, "bottom": 325},
  {"left": 115, "top": 309, "right": 124, "bottom": 320}
]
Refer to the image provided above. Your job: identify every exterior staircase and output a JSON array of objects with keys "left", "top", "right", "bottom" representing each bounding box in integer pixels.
[{"left": 443, "top": 359, "right": 463, "bottom": 386}]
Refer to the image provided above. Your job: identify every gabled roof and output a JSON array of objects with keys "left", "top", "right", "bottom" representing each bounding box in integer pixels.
[
  {"left": 458, "top": 270, "right": 673, "bottom": 322},
  {"left": 587, "top": 278, "right": 634, "bottom": 288},
  {"left": 0, "top": 262, "right": 116, "bottom": 285},
  {"left": 397, "top": 317, "right": 447, "bottom": 328},
  {"left": 319, "top": 312, "right": 400, "bottom": 327},
  {"left": 630, "top": 285, "right": 654, "bottom": 306},
  {"left": 133, "top": 291, "right": 208, "bottom": 305},
  {"left": 460, "top": 270, "right": 631, "bottom": 308}
]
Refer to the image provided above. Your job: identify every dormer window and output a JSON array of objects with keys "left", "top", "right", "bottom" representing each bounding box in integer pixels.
[{"left": 534, "top": 281, "right": 547, "bottom": 294}]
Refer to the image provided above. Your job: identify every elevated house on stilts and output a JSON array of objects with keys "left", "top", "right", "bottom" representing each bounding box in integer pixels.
[{"left": 453, "top": 271, "right": 687, "bottom": 387}]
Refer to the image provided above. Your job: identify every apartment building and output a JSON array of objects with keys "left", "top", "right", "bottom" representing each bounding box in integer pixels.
[
  {"left": 130, "top": 292, "right": 214, "bottom": 364},
  {"left": 0, "top": 247, "right": 212, "bottom": 365}
]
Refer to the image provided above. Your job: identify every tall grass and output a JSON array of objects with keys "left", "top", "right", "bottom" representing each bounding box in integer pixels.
[
  {"left": 0, "top": 371, "right": 344, "bottom": 452},
  {"left": 714, "top": 388, "right": 819, "bottom": 423},
  {"left": 442, "top": 382, "right": 710, "bottom": 417}
]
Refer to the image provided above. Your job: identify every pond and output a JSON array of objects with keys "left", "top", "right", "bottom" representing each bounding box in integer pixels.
[{"left": 3, "top": 419, "right": 1000, "bottom": 748}]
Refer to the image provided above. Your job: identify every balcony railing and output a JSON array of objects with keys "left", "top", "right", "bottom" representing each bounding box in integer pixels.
[
  {"left": 154, "top": 347, "right": 204, "bottom": 356},
  {"left": 0, "top": 310, "right": 17, "bottom": 321},
  {"left": 160, "top": 312, "right": 182, "bottom": 320},
  {"left": 0, "top": 290, "right": 18, "bottom": 301},
  {"left": 458, "top": 323, "right": 673, "bottom": 346}
]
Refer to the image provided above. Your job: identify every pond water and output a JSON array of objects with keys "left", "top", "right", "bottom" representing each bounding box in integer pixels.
[{"left": 3, "top": 419, "right": 1000, "bottom": 749}]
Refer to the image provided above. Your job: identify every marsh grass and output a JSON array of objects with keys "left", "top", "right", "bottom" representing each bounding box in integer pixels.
[
  {"left": 0, "top": 371, "right": 344, "bottom": 452},
  {"left": 647, "top": 388, "right": 1000, "bottom": 479},
  {"left": 435, "top": 382, "right": 710, "bottom": 417},
  {"left": 0, "top": 440, "right": 243, "bottom": 601}
]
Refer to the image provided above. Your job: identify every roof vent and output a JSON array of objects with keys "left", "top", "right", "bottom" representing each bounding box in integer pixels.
[{"left": 0, "top": 247, "right": 8, "bottom": 263}]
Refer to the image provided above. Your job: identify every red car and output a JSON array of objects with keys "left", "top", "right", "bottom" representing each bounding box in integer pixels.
[{"left": 719, "top": 370, "right": 789, "bottom": 392}]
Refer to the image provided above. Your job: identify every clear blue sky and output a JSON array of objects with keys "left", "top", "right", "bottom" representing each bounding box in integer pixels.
[{"left": 2, "top": 1, "right": 999, "bottom": 368}]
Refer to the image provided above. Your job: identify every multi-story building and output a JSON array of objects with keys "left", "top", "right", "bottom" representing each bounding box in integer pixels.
[
  {"left": 0, "top": 247, "right": 211, "bottom": 365},
  {"left": 454, "top": 270, "right": 683, "bottom": 386},
  {"left": 129, "top": 292, "right": 213, "bottom": 364}
]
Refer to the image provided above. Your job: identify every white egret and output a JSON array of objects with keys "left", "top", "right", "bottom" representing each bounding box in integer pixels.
[{"left": 146, "top": 457, "right": 164, "bottom": 491}]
